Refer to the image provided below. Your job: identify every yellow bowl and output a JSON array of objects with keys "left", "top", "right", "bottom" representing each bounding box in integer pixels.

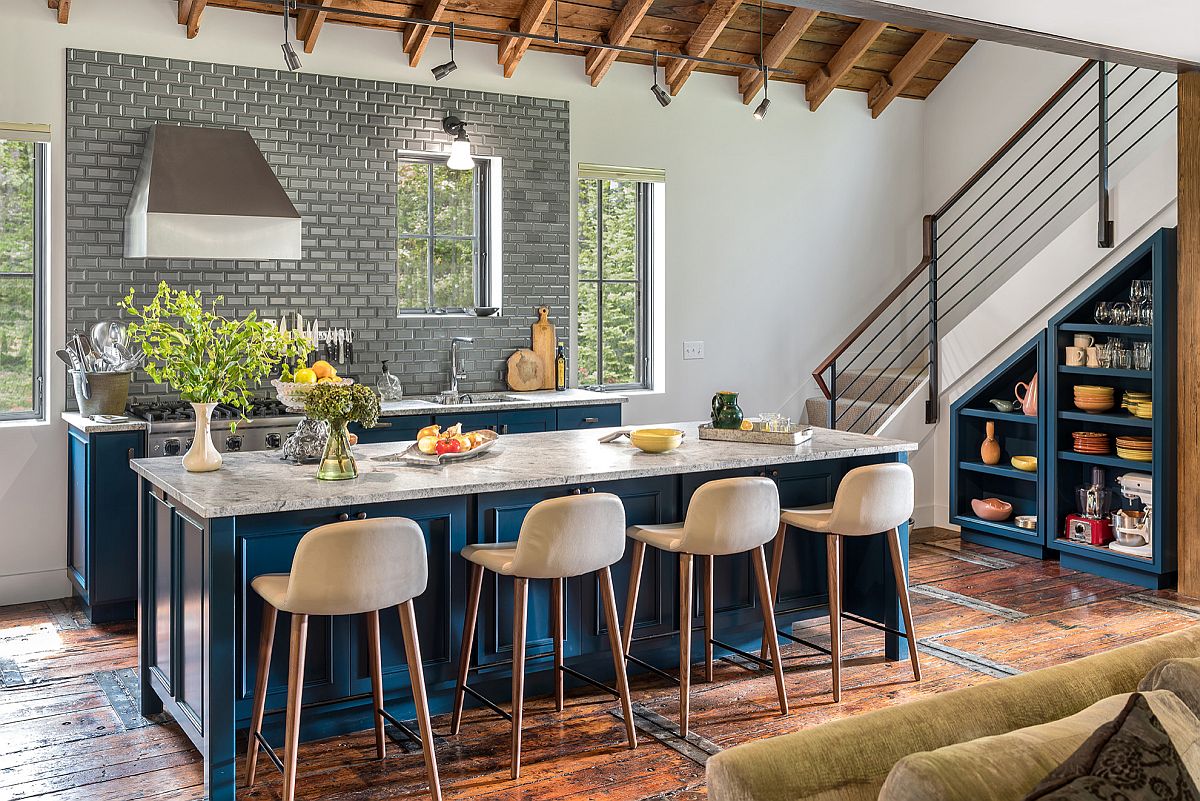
[
  {"left": 629, "top": 428, "right": 685, "bottom": 454},
  {"left": 1010, "top": 455, "right": 1038, "bottom": 472}
]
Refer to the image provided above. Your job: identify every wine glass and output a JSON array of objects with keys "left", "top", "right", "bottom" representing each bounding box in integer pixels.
[{"left": 1094, "top": 302, "right": 1112, "bottom": 324}]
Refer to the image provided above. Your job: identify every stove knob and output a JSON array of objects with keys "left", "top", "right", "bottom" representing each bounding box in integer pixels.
[
  {"left": 164, "top": 439, "right": 181, "bottom": 456},
  {"left": 185, "top": 438, "right": 194, "bottom": 450},
  {"left": 226, "top": 435, "right": 243, "bottom": 452},
  {"left": 265, "top": 432, "right": 283, "bottom": 449}
]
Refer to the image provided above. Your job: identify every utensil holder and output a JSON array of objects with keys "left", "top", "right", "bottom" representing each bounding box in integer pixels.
[{"left": 72, "top": 370, "right": 132, "bottom": 416}]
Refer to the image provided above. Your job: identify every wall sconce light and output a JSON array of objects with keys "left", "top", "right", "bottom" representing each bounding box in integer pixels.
[{"left": 442, "top": 115, "right": 475, "bottom": 171}]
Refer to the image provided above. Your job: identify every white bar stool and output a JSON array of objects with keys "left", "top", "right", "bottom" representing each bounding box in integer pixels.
[
  {"left": 451, "top": 492, "right": 638, "bottom": 780},
  {"left": 245, "top": 518, "right": 441, "bottom": 801},
  {"left": 625, "top": 476, "right": 788, "bottom": 739},
  {"left": 763, "top": 462, "right": 921, "bottom": 702}
]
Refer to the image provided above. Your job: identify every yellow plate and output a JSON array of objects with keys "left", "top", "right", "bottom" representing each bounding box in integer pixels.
[
  {"left": 629, "top": 428, "right": 685, "bottom": 454},
  {"left": 1010, "top": 455, "right": 1038, "bottom": 472}
]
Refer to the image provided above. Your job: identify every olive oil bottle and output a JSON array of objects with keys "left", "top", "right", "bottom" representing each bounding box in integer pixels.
[{"left": 554, "top": 342, "right": 567, "bottom": 392}]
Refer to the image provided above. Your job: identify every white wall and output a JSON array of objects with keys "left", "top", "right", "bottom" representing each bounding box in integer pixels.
[{"left": 0, "top": 0, "right": 928, "bottom": 602}]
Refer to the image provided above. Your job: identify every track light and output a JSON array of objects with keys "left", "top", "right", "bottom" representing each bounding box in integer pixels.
[
  {"left": 431, "top": 22, "right": 457, "bottom": 80},
  {"left": 753, "top": 96, "right": 771, "bottom": 120},
  {"left": 752, "top": 1, "right": 769, "bottom": 120},
  {"left": 650, "top": 50, "right": 671, "bottom": 107},
  {"left": 281, "top": 0, "right": 301, "bottom": 71},
  {"left": 442, "top": 115, "right": 475, "bottom": 171}
]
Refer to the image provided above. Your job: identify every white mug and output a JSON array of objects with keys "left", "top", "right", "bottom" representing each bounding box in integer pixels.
[
  {"left": 1073, "top": 334, "right": 1095, "bottom": 348},
  {"left": 1064, "top": 346, "right": 1087, "bottom": 366}
]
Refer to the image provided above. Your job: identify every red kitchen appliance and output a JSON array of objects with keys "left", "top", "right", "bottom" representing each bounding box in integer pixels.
[
  {"left": 1065, "top": 513, "right": 1113, "bottom": 546},
  {"left": 1065, "top": 466, "right": 1113, "bottom": 545}
]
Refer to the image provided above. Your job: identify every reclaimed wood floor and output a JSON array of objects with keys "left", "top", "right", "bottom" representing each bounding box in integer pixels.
[{"left": 2, "top": 536, "right": 1199, "bottom": 801}]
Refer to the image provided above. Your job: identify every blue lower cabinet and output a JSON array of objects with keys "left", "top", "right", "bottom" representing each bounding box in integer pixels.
[
  {"left": 557, "top": 404, "right": 622, "bottom": 431},
  {"left": 67, "top": 427, "right": 146, "bottom": 623},
  {"left": 438, "top": 411, "right": 498, "bottom": 433},
  {"left": 355, "top": 405, "right": 620, "bottom": 444},
  {"left": 495, "top": 408, "right": 555, "bottom": 434},
  {"left": 351, "top": 415, "right": 431, "bottom": 444}
]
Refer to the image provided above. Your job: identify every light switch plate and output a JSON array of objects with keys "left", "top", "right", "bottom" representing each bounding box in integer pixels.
[{"left": 683, "top": 341, "right": 705, "bottom": 360}]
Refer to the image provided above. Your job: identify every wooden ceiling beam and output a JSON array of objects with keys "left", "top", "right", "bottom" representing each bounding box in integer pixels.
[
  {"left": 867, "top": 29, "right": 948, "bottom": 117},
  {"left": 738, "top": 7, "right": 819, "bottom": 105},
  {"left": 182, "top": 0, "right": 208, "bottom": 38},
  {"left": 584, "top": 0, "right": 655, "bottom": 87},
  {"left": 666, "top": 0, "right": 743, "bottom": 96},
  {"left": 499, "top": 0, "right": 555, "bottom": 78},
  {"left": 49, "top": 0, "right": 71, "bottom": 24},
  {"left": 403, "top": 0, "right": 450, "bottom": 68},
  {"left": 298, "top": 0, "right": 334, "bottom": 54},
  {"left": 805, "top": 18, "right": 886, "bottom": 111}
]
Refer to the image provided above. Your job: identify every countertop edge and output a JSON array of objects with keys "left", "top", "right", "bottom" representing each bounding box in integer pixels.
[{"left": 62, "top": 411, "right": 150, "bottom": 434}]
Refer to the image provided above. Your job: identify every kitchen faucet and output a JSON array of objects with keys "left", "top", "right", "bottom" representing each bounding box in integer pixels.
[{"left": 448, "top": 336, "right": 474, "bottom": 397}]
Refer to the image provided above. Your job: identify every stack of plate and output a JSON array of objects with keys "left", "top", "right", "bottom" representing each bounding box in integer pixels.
[
  {"left": 1074, "top": 385, "right": 1115, "bottom": 414},
  {"left": 1071, "top": 431, "right": 1111, "bottom": 454},
  {"left": 1115, "top": 435, "right": 1153, "bottom": 462},
  {"left": 1122, "top": 390, "right": 1152, "bottom": 419}
]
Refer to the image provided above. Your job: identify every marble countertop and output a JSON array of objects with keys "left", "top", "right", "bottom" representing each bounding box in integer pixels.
[
  {"left": 378, "top": 388, "right": 626, "bottom": 417},
  {"left": 62, "top": 411, "right": 150, "bottom": 434},
  {"left": 131, "top": 422, "right": 915, "bottom": 519}
]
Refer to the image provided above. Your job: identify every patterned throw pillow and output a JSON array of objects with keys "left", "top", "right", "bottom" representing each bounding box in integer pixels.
[{"left": 1024, "top": 692, "right": 1200, "bottom": 801}]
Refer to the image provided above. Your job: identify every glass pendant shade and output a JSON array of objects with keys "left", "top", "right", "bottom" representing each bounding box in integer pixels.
[{"left": 447, "top": 136, "right": 474, "bottom": 170}]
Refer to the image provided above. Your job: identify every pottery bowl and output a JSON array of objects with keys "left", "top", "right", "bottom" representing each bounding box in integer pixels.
[
  {"left": 629, "top": 428, "right": 685, "bottom": 454},
  {"left": 971, "top": 497, "right": 1014, "bottom": 522},
  {"left": 1010, "top": 455, "right": 1037, "bottom": 472},
  {"left": 1015, "top": 515, "right": 1037, "bottom": 530}
]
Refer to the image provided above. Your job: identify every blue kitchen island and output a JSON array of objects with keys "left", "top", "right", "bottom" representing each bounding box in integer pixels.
[{"left": 130, "top": 422, "right": 915, "bottom": 800}]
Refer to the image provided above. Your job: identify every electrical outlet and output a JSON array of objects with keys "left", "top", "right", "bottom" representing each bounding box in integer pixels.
[{"left": 683, "top": 341, "right": 705, "bottom": 360}]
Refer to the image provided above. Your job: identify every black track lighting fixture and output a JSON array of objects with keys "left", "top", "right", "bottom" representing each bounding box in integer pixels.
[
  {"left": 281, "top": 0, "right": 302, "bottom": 71},
  {"left": 651, "top": 50, "right": 671, "bottom": 108},
  {"left": 752, "top": 0, "right": 769, "bottom": 120},
  {"left": 431, "top": 22, "right": 458, "bottom": 80},
  {"left": 754, "top": 67, "right": 771, "bottom": 120}
]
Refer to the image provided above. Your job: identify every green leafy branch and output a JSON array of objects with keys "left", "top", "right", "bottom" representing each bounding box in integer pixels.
[{"left": 119, "top": 282, "right": 310, "bottom": 412}]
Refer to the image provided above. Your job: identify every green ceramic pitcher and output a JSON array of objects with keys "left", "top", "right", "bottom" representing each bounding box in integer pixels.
[{"left": 711, "top": 391, "right": 744, "bottom": 430}]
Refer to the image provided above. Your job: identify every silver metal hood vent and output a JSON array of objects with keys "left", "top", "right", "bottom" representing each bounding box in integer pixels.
[{"left": 124, "top": 125, "right": 302, "bottom": 260}]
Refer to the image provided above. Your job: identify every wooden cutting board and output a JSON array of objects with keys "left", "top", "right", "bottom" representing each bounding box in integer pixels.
[
  {"left": 506, "top": 349, "right": 545, "bottom": 391},
  {"left": 530, "top": 306, "right": 556, "bottom": 390}
]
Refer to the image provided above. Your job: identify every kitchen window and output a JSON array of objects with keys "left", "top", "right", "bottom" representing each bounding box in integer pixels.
[
  {"left": 0, "top": 131, "right": 46, "bottom": 422},
  {"left": 395, "top": 155, "right": 491, "bottom": 314},
  {"left": 576, "top": 166, "right": 663, "bottom": 390}
]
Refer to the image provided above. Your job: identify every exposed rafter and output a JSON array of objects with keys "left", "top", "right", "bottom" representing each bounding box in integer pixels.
[
  {"left": 738, "top": 7, "right": 819, "bottom": 105},
  {"left": 584, "top": 0, "right": 655, "bottom": 88},
  {"left": 666, "top": 0, "right": 743, "bottom": 96},
  {"left": 298, "top": 0, "right": 334, "bottom": 54},
  {"left": 176, "top": 0, "right": 208, "bottom": 38},
  {"left": 48, "top": 0, "right": 71, "bottom": 24},
  {"left": 499, "top": 0, "right": 556, "bottom": 79},
  {"left": 805, "top": 18, "right": 887, "bottom": 111},
  {"left": 403, "top": 0, "right": 450, "bottom": 68},
  {"left": 868, "top": 30, "right": 949, "bottom": 117}
]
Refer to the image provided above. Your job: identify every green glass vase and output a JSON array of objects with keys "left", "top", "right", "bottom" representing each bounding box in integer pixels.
[
  {"left": 316, "top": 422, "right": 358, "bottom": 481},
  {"left": 711, "top": 391, "right": 744, "bottom": 430}
]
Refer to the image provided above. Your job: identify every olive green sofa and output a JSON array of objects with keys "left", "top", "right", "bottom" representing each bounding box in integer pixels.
[{"left": 707, "top": 625, "right": 1200, "bottom": 801}]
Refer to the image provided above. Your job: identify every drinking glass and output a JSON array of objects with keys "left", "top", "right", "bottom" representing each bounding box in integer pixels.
[
  {"left": 1110, "top": 302, "right": 1133, "bottom": 326},
  {"left": 1133, "top": 341, "right": 1152, "bottom": 371},
  {"left": 1097, "top": 341, "right": 1114, "bottom": 368},
  {"left": 1094, "top": 302, "right": 1112, "bottom": 324},
  {"left": 1130, "top": 280, "right": 1152, "bottom": 305},
  {"left": 1113, "top": 348, "right": 1132, "bottom": 370}
]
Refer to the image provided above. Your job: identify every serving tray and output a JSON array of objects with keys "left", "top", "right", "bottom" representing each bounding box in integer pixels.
[
  {"left": 371, "top": 430, "right": 500, "bottom": 466},
  {"left": 698, "top": 423, "right": 813, "bottom": 446}
]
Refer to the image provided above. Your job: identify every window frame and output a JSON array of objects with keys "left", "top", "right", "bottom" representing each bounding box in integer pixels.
[
  {"left": 0, "top": 138, "right": 46, "bottom": 423},
  {"left": 395, "top": 153, "right": 491, "bottom": 315},
  {"left": 576, "top": 177, "right": 655, "bottom": 391}
]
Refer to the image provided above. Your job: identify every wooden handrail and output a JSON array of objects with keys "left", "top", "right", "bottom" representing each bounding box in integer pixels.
[{"left": 812, "top": 60, "right": 1098, "bottom": 402}]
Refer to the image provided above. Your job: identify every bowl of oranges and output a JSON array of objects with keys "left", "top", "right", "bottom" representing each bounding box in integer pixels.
[{"left": 272, "top": 360, "right": 353, "bottom": 411}]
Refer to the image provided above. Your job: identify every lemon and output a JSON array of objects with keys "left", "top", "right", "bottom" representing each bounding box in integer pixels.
[
  {"left": 293, "top": 367, "right": 317, "bottom": 385},
  {"left": 740, "top": 419, "right": 753, "bottom": 431}
]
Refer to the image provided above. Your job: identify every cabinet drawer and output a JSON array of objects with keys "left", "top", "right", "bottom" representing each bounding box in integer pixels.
[
  {"left": 351, "top": 415, "right": 432, "bottom": 444},
  {"left": 556, "top": 404, "right": 622, "bottom": 430},
  {"left": 435, "top": 411, "right": 497, "bottom": 432},
  {"left": 495, "top": 408, "right": 555, "bottom": 434}
]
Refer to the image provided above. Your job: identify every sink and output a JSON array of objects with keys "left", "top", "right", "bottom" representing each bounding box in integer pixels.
[
  {"left": 430, "top": 393, "right": 530, "bottom": 405},
  {"left": 380, "top": 399, "right": 440, "bottom": 411}
]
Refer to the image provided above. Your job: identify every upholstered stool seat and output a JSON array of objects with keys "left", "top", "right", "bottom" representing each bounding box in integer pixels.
[
  {"left": 763, "top": 462, "right": 921, "bottom": 703},
  {"left": 453, "top": 493, "right": 637, "bottom": 780},
  {"left": 245, "top": 518, "right": 442, "bottom": 801},
  {"left": 625, "top": 476, "right": 789, "bottom": 739}
]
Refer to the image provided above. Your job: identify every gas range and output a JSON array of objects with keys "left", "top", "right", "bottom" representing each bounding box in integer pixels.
[{"left": 129, "top": 398, "right": 302, "bottom": 457}]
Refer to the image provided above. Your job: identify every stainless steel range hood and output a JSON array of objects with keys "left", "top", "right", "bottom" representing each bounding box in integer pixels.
[{"left": 124, "top": 124, "right": 302, "bottom": 260}]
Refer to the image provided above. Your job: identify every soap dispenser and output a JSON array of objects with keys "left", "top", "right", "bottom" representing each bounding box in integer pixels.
[{"left": 377, "top": 360, "right": 403, "bottom": 401}]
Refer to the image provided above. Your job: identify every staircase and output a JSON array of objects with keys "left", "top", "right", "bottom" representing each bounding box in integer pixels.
[{"left": 811, "top": 60, "right": 1178, "bottom": 433}]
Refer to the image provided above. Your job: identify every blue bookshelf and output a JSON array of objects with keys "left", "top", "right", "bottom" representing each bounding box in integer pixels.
[
  {"left": 949, "top": 332, "right": 1049, "bottom": 558},
  {"left": 1046, "top": 228, "right": 1176, "bottom": 589}
]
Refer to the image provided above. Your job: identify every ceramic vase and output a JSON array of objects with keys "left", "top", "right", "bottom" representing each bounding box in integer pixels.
[
  {"left": 317, "top": 422, "right": 358, "bottom": 481},
  {"left": 711, "top": 391, "right": 744, "bottom": 430},
  {"left": 980, "top": 420, "right": 1001, "bottom": 465},
  {"left": 182, "top": 401, "right": 223, "bottom": 473}
]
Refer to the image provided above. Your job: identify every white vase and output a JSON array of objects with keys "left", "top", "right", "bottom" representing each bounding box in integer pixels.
[{"left": 182, "top": 401, "right": 223, "bottom": 473}]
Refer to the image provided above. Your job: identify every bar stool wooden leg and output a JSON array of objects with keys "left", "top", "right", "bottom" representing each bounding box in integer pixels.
[
  {"left": 398, "top": 599, "right": 443, "bottom": 801},
  {"left": 760, "top": 522, "right": 787, "bottom": 660},
  {"left": 245, "top": 602, "right": 277, "bottom": 787},
  {"left": 703, "top": 555, "right": 714, "bottom": 683},
  {"left": 366, "top": 609, "right": 387, "bottom": 759},
  {"left": 826, "top": 534, "right": 843, "bottom": 703},
  {"left": 623, "top": 541, "right": 646, "bottom": 654},
  {"left": 551, "top": 577, "right": 565, "bottom": 712},
  {"left": 678, "top": 553, "right": 693, "bottom": 739},
  {"left": 599, "top": 566, "right": 638, "bottom": 749},
  {"left": 451, "top": 562, "right": 484, "bottom": 735},
  {"left": 282, "top": 613, "right": 308, "bottom": 801},
  {"left": 887, "top": 527, "right": 922, "bottom": 682},
  {"left": 752, "top": 545, "right": 789, "bottom": 716},
  {"left": 511, "top": 577, "right": 529, "bottom": 779}
]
